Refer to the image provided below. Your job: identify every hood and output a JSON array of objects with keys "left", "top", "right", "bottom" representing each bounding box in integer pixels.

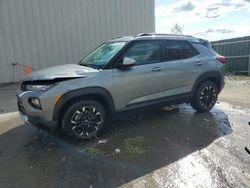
[{"left": 22, "top": 64, "right": 98, "bottom": 81}]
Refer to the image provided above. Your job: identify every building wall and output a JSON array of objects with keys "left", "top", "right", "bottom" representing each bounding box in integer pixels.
[
  {"left": 211, "top": 36, "right": 250, "bottom": 75},
  {"left": 0, "top": 0, "right": 155, "bottom": 83}
]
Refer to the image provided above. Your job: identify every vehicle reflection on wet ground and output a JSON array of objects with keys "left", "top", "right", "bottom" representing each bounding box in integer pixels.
[{"left": 0, "top": 102, "right": 249, "bottom": 187}]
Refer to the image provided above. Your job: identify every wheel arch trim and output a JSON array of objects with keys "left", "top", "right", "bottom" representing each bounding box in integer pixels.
[
  {"left": 52, "top": 87, "right": 115, "bottom": 121},
  {"left": 192, "top": 71, "right": 224, "bottom": 95}
]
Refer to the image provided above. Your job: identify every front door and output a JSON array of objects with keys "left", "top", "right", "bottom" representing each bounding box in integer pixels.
[{"left": 112, "top": 40, "right": 165, "bottom": 109}]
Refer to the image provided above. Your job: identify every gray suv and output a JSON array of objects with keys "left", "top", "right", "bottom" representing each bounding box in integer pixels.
[{"left": 17, "top": 33, "right": 226, "bottom": 139}]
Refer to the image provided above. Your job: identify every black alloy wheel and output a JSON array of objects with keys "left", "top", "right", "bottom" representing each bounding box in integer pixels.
[
  {"left": 191, "top": 81, "right": 218, "bottom": 112},
  {"left": 62, "top": 100, "right": 106, "bottom": 140}
]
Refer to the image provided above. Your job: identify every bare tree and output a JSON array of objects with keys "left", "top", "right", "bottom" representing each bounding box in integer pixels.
[{"left": 171, "top": 23, "right": 184, "bottom": 34}]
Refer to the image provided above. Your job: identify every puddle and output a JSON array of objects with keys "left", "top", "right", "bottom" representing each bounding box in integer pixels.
[
  {"left": 19, "top": 103, "right": 234, "bottom": 173},
  {"left": 1, "top": 102, "right": 249, "bottom": 188}
]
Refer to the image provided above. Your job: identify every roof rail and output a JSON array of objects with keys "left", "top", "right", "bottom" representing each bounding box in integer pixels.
[{"left": 136, "top": 33, "right": 193, "bottom": 37}]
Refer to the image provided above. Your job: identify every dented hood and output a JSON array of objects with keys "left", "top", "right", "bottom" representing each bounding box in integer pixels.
[{"left": 22, "top": 64, "right": 98, "bottom": 81}]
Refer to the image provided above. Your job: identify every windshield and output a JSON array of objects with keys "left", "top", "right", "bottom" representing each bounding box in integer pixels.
[{"left": 79, "top": 42, "right": 126, "bottom": 68}]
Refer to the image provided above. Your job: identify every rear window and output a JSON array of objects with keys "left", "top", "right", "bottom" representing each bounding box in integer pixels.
[
  {"left": 162, "top": 40, "right": 199, "bottom": 61},
  {"left": 191, "top": 42, "right": 218, "bottom": 56}
]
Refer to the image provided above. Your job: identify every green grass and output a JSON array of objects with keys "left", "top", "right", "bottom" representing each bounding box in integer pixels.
[
  {"left": 81, "top": 146, "right": 104, "bottom": 155},
  {"left": 124, "top": 136, "right": 145, "bottom": 154}
]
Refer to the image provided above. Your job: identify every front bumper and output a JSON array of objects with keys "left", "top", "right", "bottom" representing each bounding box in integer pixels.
[
  {"left": 17, "top": 89, "right": 58, "bottom": 129},
  {"left": 18, "top": 111, "right": 57, "bottom": 129}
]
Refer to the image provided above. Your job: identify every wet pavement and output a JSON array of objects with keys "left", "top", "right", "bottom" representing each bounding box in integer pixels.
[{"left": 0, "top": 102, "right": 249, "bottom": 187}]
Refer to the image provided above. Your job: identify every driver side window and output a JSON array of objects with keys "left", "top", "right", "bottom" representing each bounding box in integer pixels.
[{"left": 123, "top": 41, "right": 161, "bottom": 65}]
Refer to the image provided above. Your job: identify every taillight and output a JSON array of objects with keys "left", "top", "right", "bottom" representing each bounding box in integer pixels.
[{"left": 216, "top": 56, "right": 227, "bottom": 64}]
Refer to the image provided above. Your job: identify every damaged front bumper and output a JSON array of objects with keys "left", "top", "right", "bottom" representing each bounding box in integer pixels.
[
  {"left": 18, "top": 111, "right": 57, "bottom": 129},
  {"left": 17, "top": 89, "right": 58, "bottom": 129}
]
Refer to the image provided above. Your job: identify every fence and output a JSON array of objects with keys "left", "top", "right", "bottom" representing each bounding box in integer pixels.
[{"left": 211, "top": 36, "right": 250, "bottom": 76}]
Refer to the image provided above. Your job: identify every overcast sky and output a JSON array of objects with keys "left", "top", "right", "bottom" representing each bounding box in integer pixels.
[{"left": 155, "top": 0, "right": 250, "bottom": 41}]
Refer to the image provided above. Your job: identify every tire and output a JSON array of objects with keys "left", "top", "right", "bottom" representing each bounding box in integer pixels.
[
  {"left": 190, "top": 81, "right": 218, "bottom": 112},
  {"left": 61, "top": 100, "right": 106, "bottom": 140}
]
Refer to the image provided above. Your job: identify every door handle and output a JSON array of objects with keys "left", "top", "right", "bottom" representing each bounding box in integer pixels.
[
  {"left": 194, "top": 62, "right": 202, "bottom": 66},
  {"left": 152, "top": 67, "right": 162, "bottom": 72}
]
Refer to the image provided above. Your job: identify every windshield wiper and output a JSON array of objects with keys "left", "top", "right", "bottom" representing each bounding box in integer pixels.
[
  {"left": 79, "top": 64, "right": 91, "bottom": 67},
  {"left": 79, "top": 63, "right": 99, "bottom": 69}
]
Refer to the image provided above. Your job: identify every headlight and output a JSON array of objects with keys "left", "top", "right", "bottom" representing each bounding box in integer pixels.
[{"left": 26, "top": 84, "right": 55, "bottom": 91}]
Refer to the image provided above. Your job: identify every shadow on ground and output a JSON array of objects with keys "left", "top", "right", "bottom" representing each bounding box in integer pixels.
[{"left": 0, "top": 104, "right": 232, "bottom": 188}]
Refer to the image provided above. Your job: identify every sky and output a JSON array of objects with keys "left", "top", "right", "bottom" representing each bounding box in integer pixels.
[{"left": 155, "top": 0, "right": 250, "bottom": 41}]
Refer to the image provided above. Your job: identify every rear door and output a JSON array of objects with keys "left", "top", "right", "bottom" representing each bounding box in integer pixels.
[
  {"left": 160, "top": 40, "right": 201, "bottom": 96},
  {"left": 112, "top": 40, "right": 165, "bottom": 109}
]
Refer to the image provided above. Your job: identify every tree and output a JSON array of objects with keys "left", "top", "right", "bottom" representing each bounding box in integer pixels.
[{"left": 171, "top": 23, "right": 184, "bottom": 34}]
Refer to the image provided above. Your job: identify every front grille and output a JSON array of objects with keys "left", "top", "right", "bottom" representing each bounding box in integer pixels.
[{"left": 17, "top": 98, "right": 25, "bottom": 114}]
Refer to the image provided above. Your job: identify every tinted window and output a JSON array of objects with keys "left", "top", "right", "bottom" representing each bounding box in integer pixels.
[
  {"left": 162, "top": 40, "right": 198, "bottom": 61},
  {"left": 123, "top": 41, "right": 161, "bottom": 65}
]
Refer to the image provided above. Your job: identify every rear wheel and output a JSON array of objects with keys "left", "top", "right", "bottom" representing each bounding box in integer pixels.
[
  {"left": 191, "top": 81, "right": 218, "bottom": 112},
  {"left": 61, "top": 100, "right": 106, "bottom": 140}
]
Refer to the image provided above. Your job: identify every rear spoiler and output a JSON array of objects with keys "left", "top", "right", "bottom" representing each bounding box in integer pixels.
[
  {"left": 198, "top": 38, "right": 211, "bottom": 47},
  {"left": 190, "top": 38, "right": 211, "bottom": 48}
]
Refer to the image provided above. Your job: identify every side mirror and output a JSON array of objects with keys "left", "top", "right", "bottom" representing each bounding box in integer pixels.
[{"left": 118, "top": 57, "right": 136, "bottom": 68}]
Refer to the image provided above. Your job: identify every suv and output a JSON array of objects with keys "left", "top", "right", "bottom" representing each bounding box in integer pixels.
[{"left": 17, "top": 33, "right": 226, "bottom": 139}]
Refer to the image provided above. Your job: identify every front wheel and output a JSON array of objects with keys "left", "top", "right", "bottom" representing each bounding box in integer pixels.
[
  {"left": 191, "top": 81, "right": 218, "bottom": 112},
  {"left": 61, "top": 100, "right": 106, "bottom": 140}
]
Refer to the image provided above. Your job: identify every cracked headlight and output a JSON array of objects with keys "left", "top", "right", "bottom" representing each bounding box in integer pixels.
[{"left": 26, "top": 84, "right": 55, "bottom": 91}]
